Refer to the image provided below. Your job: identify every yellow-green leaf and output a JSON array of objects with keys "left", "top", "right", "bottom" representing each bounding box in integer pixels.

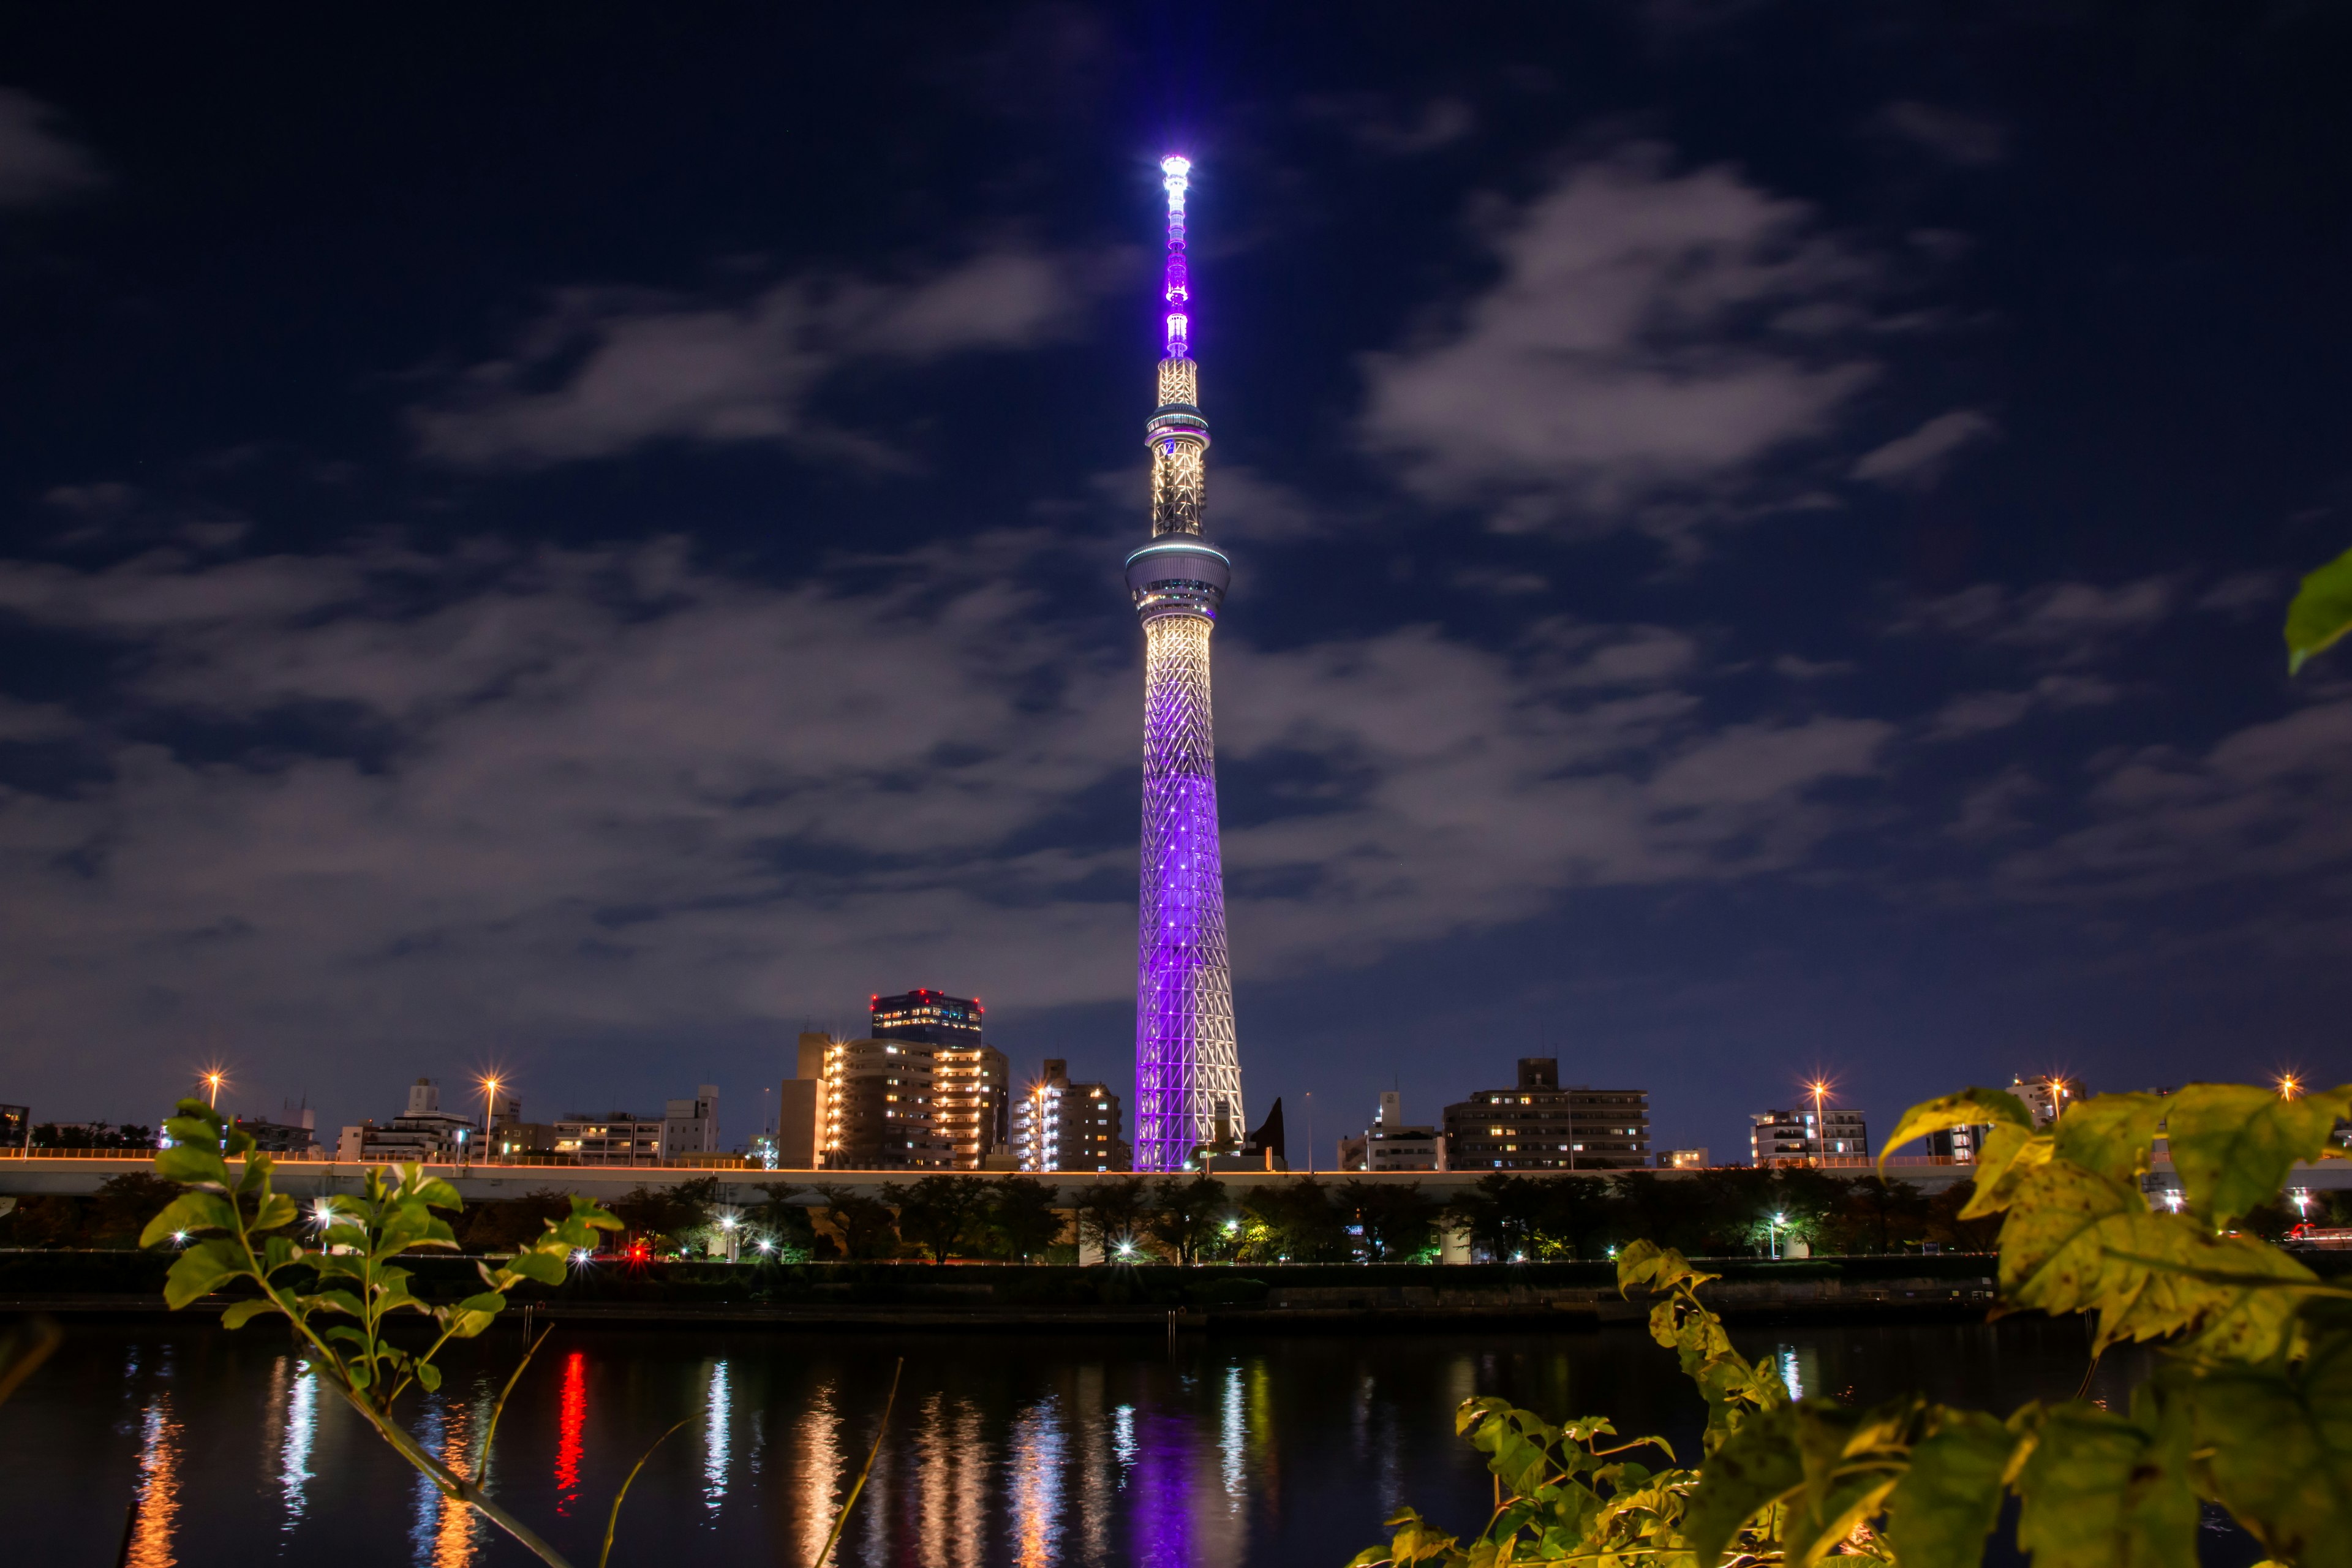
[
  {"left": 1885, "top": 1410, "right": 2019, "bottom": 1568},
  {"left": 139, "top": 1192, "right": 235, "bottom": 1249},
  {"left": 1681, "top": 1400, "right": 1804, "bottom": 1566},
  {"left": 1879, "top": 1088, "right": 2034, "bottom": 1172},
  {"left": 415, "top": 1361, "right": 442, "bottom": 1392},
  {"left": 2166, "top": 1082, "right": 2352, "bottom": 1227},
  {"left": 1958, "top": 1122, "right": 2054, "bottom": 1219},
  {"left": 251, "top": 1193, "right": 298, "bottom": 1233},
  {"left": 503, "top": 1250, "right": 566, "bottom": 1286},
  {"left": 2180, "top": 1313, "right": 2352, "bottom": 1561},
  {"left": 2285, "top": 545, "right": 2352, "bottom": 674},
  {"left": 2053, "top": 1092, "right": 2171, "bottom": 1183},
  {"left": 2017, "top": 1401, "right": 2196, "bottom": 1568}
]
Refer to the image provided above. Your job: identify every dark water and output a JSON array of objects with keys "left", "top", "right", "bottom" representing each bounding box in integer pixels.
[{"left": 2, "top": 1316, "right": 2160, "bottom": 1567}]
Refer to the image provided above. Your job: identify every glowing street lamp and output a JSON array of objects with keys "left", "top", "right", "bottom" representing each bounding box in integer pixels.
[
  {"left": 478, "top": 1074, "right": 505, "bottom": 1161},
  {"left": 1768, "top": 1211, "right": 1787, "bottom": 1261},
  {"left": 1806, "top": 1077, "right": 1833, "bottom": 1166},
  {"left": 2278, "top": 1074, "right": 2303, "bottom": 1101},
  {"left": 200, "top": 1069, "right": 228, "bottom": 1110}
]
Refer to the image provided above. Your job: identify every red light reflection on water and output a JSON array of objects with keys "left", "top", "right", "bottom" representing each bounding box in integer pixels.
[{"left": 555, "top": 1351, "right": 587, "bottom": 1514}]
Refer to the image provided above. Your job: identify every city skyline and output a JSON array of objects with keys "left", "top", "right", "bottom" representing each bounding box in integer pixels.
[{"left": 0, "top": 9, "right": 2348, "bottom": 1169}]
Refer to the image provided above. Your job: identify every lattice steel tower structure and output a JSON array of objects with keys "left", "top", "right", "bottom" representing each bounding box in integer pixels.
[{"left": 1125, "top": 154, "right": 1242, "bottom": 1174}]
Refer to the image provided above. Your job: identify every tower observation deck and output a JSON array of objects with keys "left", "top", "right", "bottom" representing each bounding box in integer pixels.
[{"left": 1125, "top": 154, "right": 1241, "bottom": 1174}]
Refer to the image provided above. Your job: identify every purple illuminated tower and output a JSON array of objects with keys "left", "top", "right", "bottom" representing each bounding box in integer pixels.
[{"left": 1126, "top": 154, "right": 1242, "bottom": 1174}]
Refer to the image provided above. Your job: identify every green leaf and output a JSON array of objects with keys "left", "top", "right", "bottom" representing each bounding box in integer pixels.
[
  {"left": 233, "top": 1148, "right": 271, "bottom": 1191},
  {"left": 1681, "top": 1400, "right": 1804, "bottom": 1566},
  {"left": 2285, "top": 545, "right": 2352, "bottom": 674},
  {"left": 220, "top": 1298, "right": 279, "bottom": 1330},
  {"left": 2165, "top": 1082, "right": 2352, "bottom": 1227},
  {"left": 2015, "top": 1401, "right": 2196, "bottom": 1568},
  {"left": 503, "top": 1250, "right": 566, "bottom": 1286},
  {"left": 250, "top": 1193, "right": 298, "bottom": 1232},
  {"left": 1879, "top": 1088, "right": 2035, "bottom": 1171},
  {"left": 163, "top": 1238, "right": 245, "bottom": 1308},
  {"left": 2179, "top": 1311, "right": 2352, "bottom": 1561},
  {"left": 413, "top": 1177, "right": 464, "bottom": 1210},
  {"left": 262, "top": 1235, "right": 301, "bottom": 1275},
  {"left": 154, "top": 1144, "right": 230, "bottom": 1189},
  {"left": 300, "top": 1289, "right": 366, "bottom": 1319},
  {"left": 416, "top": 1362, "right": 442, "bottom": 1392},
  {"left": 139, "top": 1191, "right": 236, "bottom": 1249},
  {"left": 1884, "top": 1410, "right": 2020, "bottom": 1568},
  {"left": 2053, "top": 1093, "right": 2172, "bottom": 1183},
  {"left": 454, "top": 1292, "right": 507, "bottom": 1316}
]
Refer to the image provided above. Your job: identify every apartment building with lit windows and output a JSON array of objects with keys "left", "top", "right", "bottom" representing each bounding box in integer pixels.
[
  {"left": 820, "top": 1036, "right": 951, "bottom": 1170},
  {"left": 1441, "top": 1058, "right": 1650, "bottom": 1170},
  {"left": 1014, "top": 1059, "right": 1129, "bottom": 1172},
  {"left": 1750, "top": 1107, "right": 1870, "bottom": 1166}
]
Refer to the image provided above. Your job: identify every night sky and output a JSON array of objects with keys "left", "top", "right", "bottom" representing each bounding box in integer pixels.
[{"left": 2, "top": 4, "right": 2348, "bottom": 1163}]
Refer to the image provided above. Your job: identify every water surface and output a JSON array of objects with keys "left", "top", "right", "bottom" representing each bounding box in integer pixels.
[{"left": 0, "top": 1316, "right": 2160, "bottom": 1567}]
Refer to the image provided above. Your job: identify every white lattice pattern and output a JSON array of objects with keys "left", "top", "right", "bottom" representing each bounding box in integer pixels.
[
  {"left": 1152, "top": 433, "right": 1205, "bottom": 537},
  {"left": 1133, "top": 613, "right": 1241, "bottom": 1171}
]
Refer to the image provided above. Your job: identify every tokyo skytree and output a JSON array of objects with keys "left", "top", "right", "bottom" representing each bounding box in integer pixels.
[{"left": 1125, "top": 154, "right": 1242, "bottom": 1174}]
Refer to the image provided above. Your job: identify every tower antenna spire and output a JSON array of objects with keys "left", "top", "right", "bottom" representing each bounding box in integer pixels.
[{"left": 1126, "top": 153, "right": 1241, "bottom": 1174}]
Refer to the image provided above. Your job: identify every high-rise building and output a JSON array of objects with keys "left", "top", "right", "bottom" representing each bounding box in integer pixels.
[
  {"left": 1127, "top": 154, "right": 1243, "bottom": 1173},
  {"left": 819, "top": 1036, "right": 952, "bottom": 1170},
  {"left": 871, "top": 989, "right": 985, "bottom": 1044},
  {"left": 1015, "top": 1059, "right": 1130, "bottom": 1172},
  {"left": 1442, "top": 1058, "right": 1651, "bottom": 1170},
  {"left": 866, "top": 990, "right": 1008, "bottom": 1167}
]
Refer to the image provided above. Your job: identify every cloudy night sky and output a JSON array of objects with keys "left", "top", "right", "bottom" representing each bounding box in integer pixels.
[{"left": 1, "top": 4, "right": 2346, "bottom": 1161}]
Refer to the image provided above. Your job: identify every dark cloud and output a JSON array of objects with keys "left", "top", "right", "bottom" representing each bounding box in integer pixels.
[
  {"left": 1877, "top": 100, "right": 2010, "bottom": 168},
  {"left": 0, "top": 88, "right": 104, "bottom": 207},
  {"left": 413, "top": 249, "right": 1119, "bottom": 470},
  {"left": 1850, "top": 409, "right": 1999, "bottom": 489},
  {"left": 1359, "top": 144, "right": 1881, "bottom": 541}
]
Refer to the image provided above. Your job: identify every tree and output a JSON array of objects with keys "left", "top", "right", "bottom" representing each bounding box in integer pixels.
[
  {"left": 1145, "top": 1174, "right": 1229, "bottom": 1266},
  {"left": 1447, "top": 1174, "right": 1550, "bottom": 1261},
  {"left": 88, "top": 1172, "right": 183, "bottom": 1246},
  {"left": 1341, "top": 1180, "right": 1444, "bottom": 1261},
  {"left": 1528, "top": 1176, "right": 1616, "bottom": 1260},
  {"left": 886, "top": 1174, "right": 993, "bottom": 1264},
  {"left": 985, "top": 1177, "right": 1064, "bottom": 1262},
  {"left": 1238, "top": 1177, "right": 1347, "bottom": 1262},
  {"left": 456, "top": 1188, "right": 576, "bottom": 1253},
  {"left": 611, "top": 1181, "right": 712, "bottom": 1254},
  {"left": 1073, "top": 1175, "right": 1154, "bottom": 1262},
  {"left": 749, "top": 1183, "right": 819, "bottom": 1260},
  {"left": 1830, "top": 1177, "right": 1934, "bottom": 1254},
  {"left": 812, "top": 1185, "right": 901, "bottom": 1259}
]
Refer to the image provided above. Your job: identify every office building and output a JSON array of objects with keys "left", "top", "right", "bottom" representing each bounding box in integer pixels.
[
  {"left": 1015, "top": 1059, "right": 1129, "bottom": 1172},
  {"left": 1442, "top": 1058, "right": 1651, "bottom": 1170},
  {"left": 1751, "top": 1107, "right": 1870, "bottom": 1166},
  {"left": 870, "top": 989, "right": 984, "bottom": 1045}
]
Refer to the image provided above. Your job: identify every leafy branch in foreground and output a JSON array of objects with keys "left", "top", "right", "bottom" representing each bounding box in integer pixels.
[
  {"left": 1355, "top": 1079, "right": 2352, "bottom": 1568},
  {"left": 2286, "top": 545, "right": 2352, "bottom": 674},
  {"left": 146, "top": 1098, "right": 620, "bottom": 1567}
]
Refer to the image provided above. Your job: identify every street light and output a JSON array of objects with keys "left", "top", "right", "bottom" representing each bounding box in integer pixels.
[
  {"left": 1806, "top": 1079, "right": 1833, "bottom": 1166},
  {"left": 201, "top": 1069, "right": 228, "bottom": 1110},
  {"left": 2278, "top": 1074, "right": 2303, "bottom": 1101},
  {"left": 1768, "top": 1211, "right": 1786, "bottom": 1261},
  {"left": 477, "top": 1074, "right": 505, "bottom": 1163}
]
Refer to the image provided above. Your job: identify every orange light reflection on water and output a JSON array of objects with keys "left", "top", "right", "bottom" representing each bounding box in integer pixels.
[{"left": 125, "top": 1396, "right": 182, "bottom": 1568}]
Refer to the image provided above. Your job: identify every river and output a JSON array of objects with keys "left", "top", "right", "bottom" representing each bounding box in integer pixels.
[{"left": 0, "top": 1316, "right": 2236, "bottom": 1567}]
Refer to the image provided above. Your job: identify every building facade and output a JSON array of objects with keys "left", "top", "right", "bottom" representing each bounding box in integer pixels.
[
  {"left": 1442, "top": 1059, "right": 1651, "bottom": 1170},
  {"left": 1750, "top": 1108, "right": 1871, "bottom": 1166},
  {"left": 551, "top": 1113, "right": 664, "bottom": 1164},
  {"left": 820, "top": 1036, "right": 951, "bottom": 1170},
  {"left": 869, "top": 990, "right": 1009, "bottom": 1168},
  {"left": 1339, "top": 1090, "right": 1446, "bottom": 1172},
  {"left": 1016, "top": 1059, "right": 1129, "bottom": 1172},
  {"left": 2010, "top": 1073, "right": 2086, "bottom": 1128},
  {"left": 348, "top": 1079, "right": 478, "bottom": 1163},
  {"left": 1128, "top": 155, "right": 1244, "bottom": 1173},
  {"left": 663, "top": 1086, "right": 720, "bottom": 1157}
]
